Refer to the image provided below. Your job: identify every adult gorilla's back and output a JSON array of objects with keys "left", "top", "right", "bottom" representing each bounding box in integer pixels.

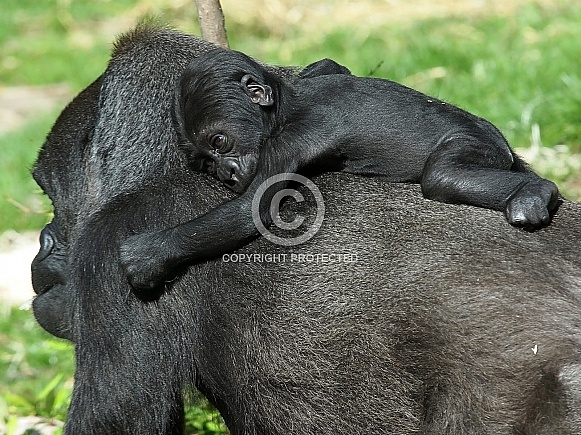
[{"left": 31, "top": 26, "right": 581, "bottom": 434}]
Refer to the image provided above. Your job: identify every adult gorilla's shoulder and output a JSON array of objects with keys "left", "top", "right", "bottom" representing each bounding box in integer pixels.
[{"left": 31, "top": 24, "right": 581, "bottom": 435}]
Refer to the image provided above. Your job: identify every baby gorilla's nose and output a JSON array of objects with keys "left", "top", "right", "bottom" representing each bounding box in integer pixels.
[
  {"left": 217, "top": 157, "right": 245, "bottom": 192},
  {"left": 217, "top": 158, "right": 239, "bottom": 181}
]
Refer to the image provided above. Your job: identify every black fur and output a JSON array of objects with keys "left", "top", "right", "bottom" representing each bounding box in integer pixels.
[
  {"left": 31, "top": 26, "right": 581, "bottom": 434},
  {"left": 297, "top": 58, "right": 352, "bottom": 78},
  {"left": 121, "top": 47, "right": 559, "bottom": 290}
]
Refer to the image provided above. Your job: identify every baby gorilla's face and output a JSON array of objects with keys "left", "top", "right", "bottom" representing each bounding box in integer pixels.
[
  {"left": 177, "top": 57, "right": 273, "bottom": 194},
  {"left": 190, "top": 125, "right": 262, "bottom": 194},
  {"left": 208, "top": 143, "right": 258, "bottom": 193}
]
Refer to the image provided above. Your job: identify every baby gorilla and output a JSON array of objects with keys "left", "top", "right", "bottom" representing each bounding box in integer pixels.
[{"left": 120, "top": 48, "right": 559, "bottom": 290}]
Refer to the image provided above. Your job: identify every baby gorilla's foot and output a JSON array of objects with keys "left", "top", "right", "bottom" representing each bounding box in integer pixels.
[
  {"left": 120, "top": 231, "right": 174, "bottom": 291},
  {"left": 505, "top": 179, "right": 559, "bottom": 229}
]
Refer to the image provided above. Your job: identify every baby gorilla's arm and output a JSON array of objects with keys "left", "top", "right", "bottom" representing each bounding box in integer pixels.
[{"left": 120, "top": 150, "right": 300, "bottom": 291}]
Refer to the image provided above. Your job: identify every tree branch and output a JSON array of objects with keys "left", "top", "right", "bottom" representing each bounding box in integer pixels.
[{"left": 194, "top": 0, "right": 229, "bottom": 48}]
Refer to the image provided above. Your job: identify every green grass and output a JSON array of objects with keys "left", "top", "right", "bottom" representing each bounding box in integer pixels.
[
  {"left": 0, "top": 114, "right": 56, "bottom": 232},
  {"left": 1, "top": 306, "right": 72, "bottom": 434},
  {"left": 0, "top": 306, "right": 228, "bottom": 434},
  {"left": 2, "top": 1, "right": 581, "bottom": 432}
]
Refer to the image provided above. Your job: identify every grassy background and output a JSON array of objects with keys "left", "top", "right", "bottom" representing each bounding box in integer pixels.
[{"left": 1, "top": 0, "right": 580, "bottom": 433}]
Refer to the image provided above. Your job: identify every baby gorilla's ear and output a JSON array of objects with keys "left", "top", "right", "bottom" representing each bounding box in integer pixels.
[{"left": 241, "top": 74, "right": 274, "bottom": 107}]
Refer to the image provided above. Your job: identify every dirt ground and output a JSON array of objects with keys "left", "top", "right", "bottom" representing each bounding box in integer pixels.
[{"left": 0, "top": 231, "right": 39, "bottom": 306}]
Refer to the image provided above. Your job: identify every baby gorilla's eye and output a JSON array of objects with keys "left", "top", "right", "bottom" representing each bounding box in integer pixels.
[{"left": 210, "top": 134, "right": 231, "bottom": 153}]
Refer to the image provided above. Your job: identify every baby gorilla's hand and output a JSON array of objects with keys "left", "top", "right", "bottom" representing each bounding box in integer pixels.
[
  {"left": 505, "top": 179, "right": 559, "bottom": 229},
  {"left": 120, "top": 231, "right": 174, "bottom": 291}
]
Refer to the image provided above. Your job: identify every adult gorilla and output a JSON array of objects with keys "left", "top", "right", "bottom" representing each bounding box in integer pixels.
[{"left": 31, "top": 25, "right": 581, "bottom": 434}]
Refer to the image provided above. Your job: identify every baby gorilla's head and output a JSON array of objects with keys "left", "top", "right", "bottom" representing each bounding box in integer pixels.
[{"left": 174, "top": 48, "right": 278, "bottom": 193}]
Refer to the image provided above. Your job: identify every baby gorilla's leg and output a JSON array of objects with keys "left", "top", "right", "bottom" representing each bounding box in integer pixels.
[{"left": 420, "top": 135, "right": 559, "bottom": 229}]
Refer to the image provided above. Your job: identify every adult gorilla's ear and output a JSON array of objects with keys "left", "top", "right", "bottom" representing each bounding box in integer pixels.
[{"left": 241, "top": 74, "right": 274, "bottom": 107}]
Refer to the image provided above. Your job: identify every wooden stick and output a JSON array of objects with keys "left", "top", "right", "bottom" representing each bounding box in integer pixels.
[{"left": 194, "top": 0, "right": 229, "bottom": 48}]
